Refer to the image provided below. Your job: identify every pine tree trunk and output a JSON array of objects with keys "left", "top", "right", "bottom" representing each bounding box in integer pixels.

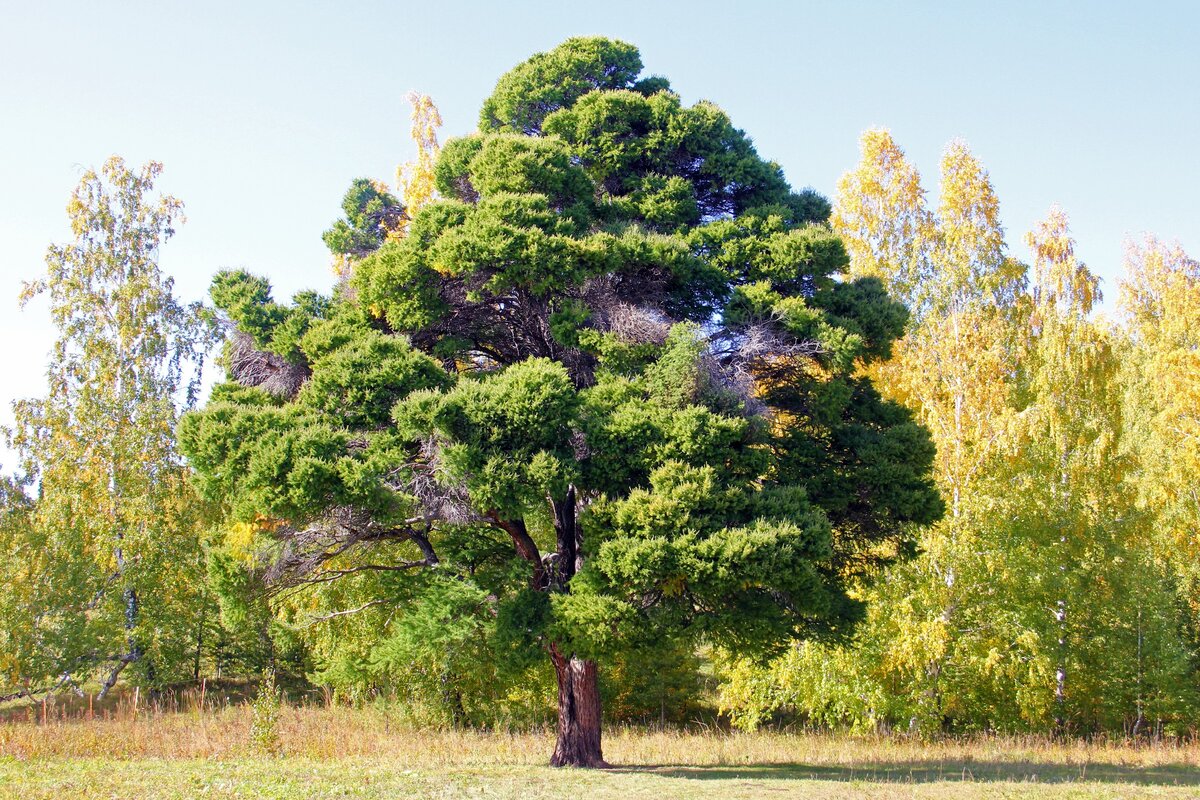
[{"left": 549, "top": 645, "right": 605, "bottom": 768}]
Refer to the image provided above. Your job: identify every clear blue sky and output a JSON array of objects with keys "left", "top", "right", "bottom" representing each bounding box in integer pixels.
[{"left": 2, "top": 0, "right": 1197, "bottom": 465}]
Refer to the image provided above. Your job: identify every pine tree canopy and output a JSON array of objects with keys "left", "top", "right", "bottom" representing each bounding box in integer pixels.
[{"left": 178, "top": 36, "right": 942, "bottom": 764}]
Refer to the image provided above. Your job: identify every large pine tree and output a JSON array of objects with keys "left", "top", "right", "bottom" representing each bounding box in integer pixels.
[{"left": 179, "top": 37, "right": 941, "bottom": 766}]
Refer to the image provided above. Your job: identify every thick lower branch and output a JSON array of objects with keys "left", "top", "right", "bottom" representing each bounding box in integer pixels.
[
  {"left": 488, "top": 512, "right": 544, "bottom": 587},
  {"left": 0, "top": 670, "right": 81, "bottom": 704}
]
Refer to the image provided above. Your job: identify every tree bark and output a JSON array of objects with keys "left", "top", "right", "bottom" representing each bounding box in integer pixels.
[
  {"left": 547, "top": 486, "right": 604, "bottom": 767},
  {"left": 549, "top": 644, "right": 605, "bottom": 768},
  {"left": 551, "top": 486, "right": 577, "bottom": 585}
]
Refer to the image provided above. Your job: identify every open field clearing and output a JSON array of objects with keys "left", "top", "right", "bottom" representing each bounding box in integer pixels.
[{"left": 2, "top": 707, "right": 1199, "bottom": 798}]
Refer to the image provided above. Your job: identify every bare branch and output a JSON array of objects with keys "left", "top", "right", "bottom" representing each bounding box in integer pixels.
[
  {"left": 0, "top": 670, "right": 80, "bottom": 704},
  {"left": 277, "top": 560, "right": 435, "bottom": 588},
  {"left": 260, "top": 505, "right": 438, "bottom": 587},
  {"left": 225, "top": 328, "right": 310, "bottom": 399},
  {"left": 302, "top": 599, "right": 388, "bottom": 625}
]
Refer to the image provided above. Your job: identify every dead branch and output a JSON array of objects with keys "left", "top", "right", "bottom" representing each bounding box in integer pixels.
[
  {"left": 225, "top": 329, "right": 310, "bottom": 399},
  {"left": 302, "top": 599, "right": 389, "bottom": 625}
]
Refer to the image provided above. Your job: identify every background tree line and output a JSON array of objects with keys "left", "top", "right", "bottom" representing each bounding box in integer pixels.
[
  {"left": 1, "top": 40, "right": 1197, "bottom": 745},
  {"left": 721, "top": 130, "right": 1200, "bottom": 736}
]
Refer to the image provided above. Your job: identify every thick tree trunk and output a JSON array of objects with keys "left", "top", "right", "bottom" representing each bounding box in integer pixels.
[
  {"left": 549, "top": 645, "right": 605, "bottom": 768},
  {"left": 546, "top": 485, "right": 604, "bottom": 767}
]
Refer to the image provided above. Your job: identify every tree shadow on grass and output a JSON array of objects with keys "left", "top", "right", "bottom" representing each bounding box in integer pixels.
[{"left": 608, "top": 761, "right": 1200, "bottom": 786}]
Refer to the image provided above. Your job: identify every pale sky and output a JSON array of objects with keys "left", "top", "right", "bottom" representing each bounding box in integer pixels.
[{"left": 2, "top": 0, "right": 1197, "bottom": 468}]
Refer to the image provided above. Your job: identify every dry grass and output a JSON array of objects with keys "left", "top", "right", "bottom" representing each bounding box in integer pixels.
[
  {"left": 2, "top": 702, "right": 1198, "bottom": 768},
  {"left": 2, "top": 703, "right": 1199, "bottom": 798}
]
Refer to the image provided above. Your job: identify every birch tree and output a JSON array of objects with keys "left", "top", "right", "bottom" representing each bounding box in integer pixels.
[{"left": 2, "top": 157, "right": 216, "bottom": 699}]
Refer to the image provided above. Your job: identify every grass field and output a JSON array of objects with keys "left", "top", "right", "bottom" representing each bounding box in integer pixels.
[{"left": 2, "top": 703, "right": 1198, "bottom": 798}]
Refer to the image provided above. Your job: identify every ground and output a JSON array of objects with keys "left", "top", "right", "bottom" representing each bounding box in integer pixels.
[{"left": 1, "top": 704, "right": 1197, "bottom": 798}]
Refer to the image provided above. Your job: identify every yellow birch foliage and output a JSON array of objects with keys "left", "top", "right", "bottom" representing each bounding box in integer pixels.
[
  {"left": 728, "top": 140, "right": 1199, "bottom": 733},
  {"left": 830, "top": 128, "right": 934, "bottom": 311},
  {"left": 3, "top": 157, "right": 215, "bottom": 695},
  {"left": 1120, "top": 236, "right": 1200, "bottom": 566},
  {"left": 877, "top": 146, "right": 1027, "bottom": 728},
  {"left": 1026, "top": 206, "right": 1101, "bottom": 315},
  {"left": 394, "top": 91, "right": 443, "bottom": 237},
  {"left": 1018, "top": 206, "right": 1113, "bottom": 510},
  {"left": 932, "top": 140, "right": 1022, "bottom": 311},
  {"left": 1001, "top": 209, "right": 1185, "bottom": 731},
  {"left": 826, "top": 134, "right": 1029, "bottom": 729},
  {"left": 839, "top": 137, "right": 1023, "bottom": 526}
]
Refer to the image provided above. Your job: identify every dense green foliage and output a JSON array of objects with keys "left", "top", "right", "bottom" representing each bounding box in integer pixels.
[
  {"left": 176, "top": 38, "right": 940, "bottom": 757},
  {"left": 322, "top": 179, "right": 405, "bottom": 260}
]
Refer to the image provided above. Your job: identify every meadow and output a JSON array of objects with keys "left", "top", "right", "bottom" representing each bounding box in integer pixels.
[{"left": 2, "top": 697, "right": 1199, "bottom": 799}]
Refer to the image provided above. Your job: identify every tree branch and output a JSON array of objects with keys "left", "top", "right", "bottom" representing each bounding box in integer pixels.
[
  {"left": 487, "top": 511, "right": 545, "bottom": 587},
  {"left": 302, "top": 599, "right": 388, "bottom": 625},
  {"left": 266, "top": 560, "right": 436, "bottom": 597}
]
